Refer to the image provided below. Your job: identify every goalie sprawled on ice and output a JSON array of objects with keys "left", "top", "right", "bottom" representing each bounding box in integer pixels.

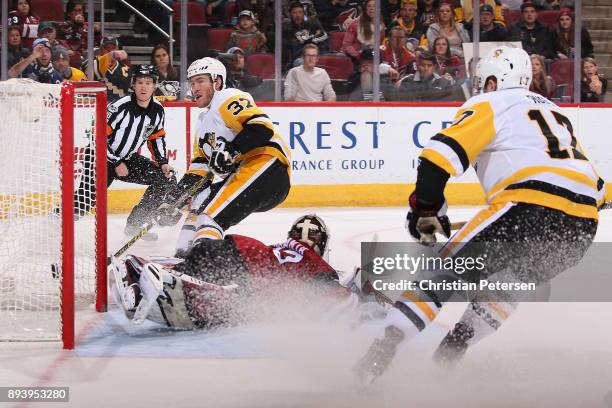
[{"left": 108, "top": 215, "right": 359, "bottom": 329}]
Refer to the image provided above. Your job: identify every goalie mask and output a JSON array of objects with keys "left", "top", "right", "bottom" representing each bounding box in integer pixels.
[{"left": 289, "top": 214, "right": 330, "bottom": 257}]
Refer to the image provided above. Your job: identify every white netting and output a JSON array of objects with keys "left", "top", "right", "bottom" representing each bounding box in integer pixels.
[{"left": 0, "top": 79, "right": 102, "bottom": 342}]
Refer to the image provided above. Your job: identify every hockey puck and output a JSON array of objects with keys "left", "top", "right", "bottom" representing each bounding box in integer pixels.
[{"left": 51, "top": 263, "right": 60, "bottom": 279}]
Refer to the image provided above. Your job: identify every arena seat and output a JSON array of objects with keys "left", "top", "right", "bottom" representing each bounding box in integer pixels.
[
  {"left": 172, "top": 2, "right": 207, "bottom": 24},
  {"left": 208, "top": 28, "right": 233, "bottom": 52},
  {"left": 30, "top": 0, "right": 63, "bottom": 22},
  {"left": 329, "top": 31, "right": 346, "bottom": 52},
  {"left": 549, "top": 59, "right": 575, "bottom": 86},
  {"left": 317, "top": 55, "right": 353, "bottom": 80},
  {"left": 246, "top": 53, "right": 275, "bottom": 79}
]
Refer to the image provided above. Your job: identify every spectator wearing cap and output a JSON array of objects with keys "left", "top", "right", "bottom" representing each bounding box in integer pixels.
[
  {"left": 283, "top": 1, "right": 329, "bottom": 68},
  {"left": 52, "top": 46, "right": 86, "bottom": 81},
  {"left": 390, "top": 2, "right": 426, "bottom": 52},
  {"left": 7, "top": 0, "right": 40, "bottom": 49},
  {"left": 452, "top": 0, "right": 504, "bottom": 31},
  {"left": 478, "top": 4, "right": 508, "bottom": 41},
  {"left": 282, "top": 0, "right": 318, "bottom": 24},
  {"left": 553, "top": 8, "right": 593, "bottom": 59},
  {"left": 82, "top": 36, "right": 131, "bottom": 102},
  {"left": 284, "top": 44, "right": 336, "bottom": 102},
  {"left": 236, "top": 0, "right": 270, "bottom": 33},
  {"left": 396, "top": 51, "right": 453, "bottom": 101},
  {"left": 6, "top": 25, "right": 31, "bottom": 69},
  {"left": 347, "top": 48, "right": 400, "bottom": 101},
  {"left": 57, "top": 0, "right": 102, "bottom": 58},
  {"left": 37, "top": 22, "right": 71, "bottom": 54},
  {"left": 425, "top": 2, "right": 471, "bottom": 58},
  {"left": 8, "top": 37, "right": 62, "bottom": 84},
  {"left": 224, "top": 47, "right": 262, "bottom": 91},
  {"left": 509, "top": 1, "right": 556, "bottom": 59},
  {"left": 381, "top": 26, "right": 417, "bottom": 79},
  {"left": 341, "top": 0, "right": 385, "bottom": 62},
  {"left": 226, "top": 10, "right": 267, "bottom": 56}
]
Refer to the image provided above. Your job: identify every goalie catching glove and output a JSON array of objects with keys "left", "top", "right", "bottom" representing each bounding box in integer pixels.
[
  {"left": 210, "top": 137, "right": 241, "bottom": 177},
  {"left": 406, "top": 191, "right": 451, "bottom": 246}
]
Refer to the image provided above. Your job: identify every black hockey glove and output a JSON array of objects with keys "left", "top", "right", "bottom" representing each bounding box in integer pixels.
[
  {"left": 209, "top": 139, "right": 241, "bottom": 177},
  {"left": 406, "top": 191, "right": 451, "bottom": 246},
  {"left": 156, "top": 173, "right": 201, "bottom": 227}
]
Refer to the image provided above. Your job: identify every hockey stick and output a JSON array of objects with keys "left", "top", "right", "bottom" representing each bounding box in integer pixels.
[
  {"left": 600, "top": 201, "right": 612, "bottom": 210},
  {"left": 110, "top": 172, "right": 214, "bottom": 261}
]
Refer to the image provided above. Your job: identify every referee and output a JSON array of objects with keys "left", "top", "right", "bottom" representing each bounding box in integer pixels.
[{"left": 76, "top": 64, "right": 176, "bottom": 241}]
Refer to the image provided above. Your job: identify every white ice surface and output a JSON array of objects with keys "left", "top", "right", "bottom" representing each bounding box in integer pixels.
[{"left": 1, "top": 206, "right": 612, "bottom": 408}]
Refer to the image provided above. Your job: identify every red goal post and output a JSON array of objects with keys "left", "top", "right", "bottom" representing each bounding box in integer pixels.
[{"left": 0, "top": 80, "right": 108, "bottom": 349}]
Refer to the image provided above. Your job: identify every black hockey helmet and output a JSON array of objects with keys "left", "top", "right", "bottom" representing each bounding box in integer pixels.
[
  {"left": 131, "top": 64, "right": 159, "bottom": 86},
  {"left": 288, "top": 214, "right": 330, "bottom": 257}
]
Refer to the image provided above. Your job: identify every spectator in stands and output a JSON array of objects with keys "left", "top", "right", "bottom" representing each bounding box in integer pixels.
[
  {"left": 82, "top": 36, "right": 131, "bottom": 102},
  {"left": 206, "top": 0, "right": 229, "bottom": 23},
  {"left": 315, "top": 0, "right": 357, "bottom": 32},
  {"left": 223, "top": 46, "right": 263, "bottom": 91},
  {"left": 284, "top": 44, "right": 337, "bottom": 101},
  {"left": 533, "top": 0, "right": 574, "bottom": 11},
  {"left": 8, "top": 38, "right": 62, "bottom": 84},
  {"left": 478, "top": 4, "right": 508, "bottom": 41},
  {"left": 581, "top": 57, "right": 607, "bottom": 103},
  {"left": 52, "top": 46, "right": 86, "bottom": 81},
  {"left": 6, "top": 26, "right": 30, "bottom": 69},
  {"left": 390, "top": 2, "right": 425, "bottom": 52},
  {"left": 226, "top": 10, "right": 267, "bottom": 56},
  {"left": 237, "top": 0, "right": 271, "bottom": 33},
  {"left": 382, "top": 0, "right": 402, "bottom": 27},
  {"left": 381, "top": 26, "right": 417, "bottom": 78},
  {"left": 283, "top": 1, "right": 329, "bottom": 68},
  {"left": 529, "top": 54, "right": 555, "bottom": 98},
  {"left": 151, "top": 44, "right": 178, "bottom": 81},
  {"left": 341, "top": 0, "right": 385, "bottom": 62},
  {"left": 553, "top": 8, "right": 594, "bottom": 59},
  {"left": 283, "top": 0, "right": 318, "bottom": 23},
  {"left": 8, "top": 0, "right": 39, "bottom": 49},
  {"left": 509, "top": 1, "right": 556, "bottom": 59},
  {"left": 37, "top": 21, "right": 71, "bottom": 54},
  {"left": 417, "top": 0, "right": 439, "bottom": 30},
  {"left": 58, "top": 0, "right": 102, "bottom": 61},
  {"left": 453, "top": 0, "right": 504, "bottom": 31},
  {"left": 432, "top": 36, "right": 460, "bottom": 81},
  {"left": 396, "top": 51, "right": 453, "bottom": 100},
  {"left": 348, "top": 48, "right": 399, "bottom": 101},
  {"left": 426, "top": 2, "right": 471, "bottom": 58}
]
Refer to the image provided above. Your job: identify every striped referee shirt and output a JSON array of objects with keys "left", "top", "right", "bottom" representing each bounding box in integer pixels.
[{"left": 106, "top": 94, "right": 167, "bottom": 166}]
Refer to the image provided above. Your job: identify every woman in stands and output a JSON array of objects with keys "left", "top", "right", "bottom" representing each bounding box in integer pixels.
[
  {"left": 417, "top": 0, "right": 439, "bottom": 29},
  {"left": 581, "top": 57, "right": 607, "bottom": 103},
  {"left": 8, "top": 0, "right": 40, "bottom": 48},
  {"left": 6, "top": 26, "right": 30, "bottom": 69},
  {"left": 432, "top": 36, "right": 461, "bottom": 81},
  {"left": 425, "top": 2, "right": 470, "bottom": 58},
  {"left": 529, "top": 54, "right": 555, "bottom": 98},
  {"left": 553, "top": 8, "right": 594, "bottom": 59},
  {"left": 150, "top": 44, "right": 179, "bottom": 101},
  {"left": 341, "top": 0, "right": 385, "bottom": 62}
]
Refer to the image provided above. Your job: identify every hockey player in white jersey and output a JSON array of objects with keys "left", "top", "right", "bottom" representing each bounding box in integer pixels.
[
  {"left": 158, "top": 57, "right": 291, "bottom": 257},
  {"left": 354, "top": 46, "right": 605, "bottom": 380}
]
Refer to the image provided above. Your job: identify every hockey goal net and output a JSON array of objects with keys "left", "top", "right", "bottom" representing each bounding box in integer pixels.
[{"left": 0, "top": 79, "right": 107, "bottom": 349}]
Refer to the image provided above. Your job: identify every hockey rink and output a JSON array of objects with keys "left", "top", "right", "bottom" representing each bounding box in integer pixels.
[{"left": 1, "top": 206, "right": 612, "bottom": 408}]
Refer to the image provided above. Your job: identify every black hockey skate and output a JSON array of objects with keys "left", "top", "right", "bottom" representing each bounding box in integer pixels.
[
  {"left": 353, "top": 325, "right": 405, "bottom": 384},
  {"left": 432, "top": 321, "right": 474, "bottom": 367}
]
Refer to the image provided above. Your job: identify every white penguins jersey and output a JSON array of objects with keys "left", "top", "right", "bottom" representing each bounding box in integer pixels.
[
  {"left": 186, "top": 88, "right": 290, "bottom": 178},
  {"left": 421, "top": 87, "right": 604, "bottom": 219}
]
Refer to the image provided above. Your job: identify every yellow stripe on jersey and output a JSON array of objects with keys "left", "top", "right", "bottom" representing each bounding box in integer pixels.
[
  {"left": 420, "top": 148, "right": 457, "bottom": 177},
  {"left": 491, "top": 189, "right": 598, "bottom": 219},
  {"left": 400, "top": 291, "right": 437, "bottom": 322},
  {"left": 433, "top": 101, "right": 497, "bottom": 171},
  {"left": 486, "top": 166, "right": 598, "bottom": 201},
  {"left": 203, "top": 155, "right": 277, "bottom": 218},
  {"left": 218, "top": 94, "right": 274, "bottom": 134}
]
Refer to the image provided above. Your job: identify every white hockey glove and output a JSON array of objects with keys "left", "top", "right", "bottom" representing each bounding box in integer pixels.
[
  {"left": 406, "top": 191, "right": 451, "bottom": 246},
  {"left": 209, "top": 138, "right": 241, "bottom": 177}
]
